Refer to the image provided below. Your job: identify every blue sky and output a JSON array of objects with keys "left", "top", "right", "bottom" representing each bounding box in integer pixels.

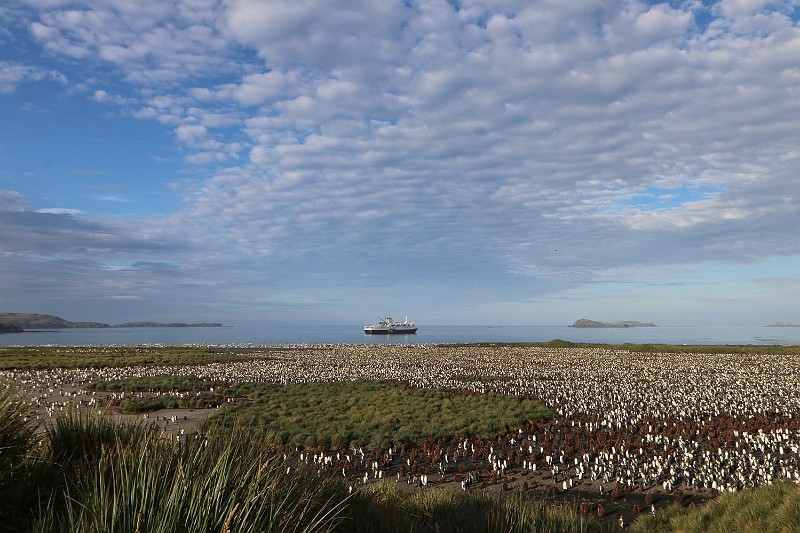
[{"left": 1, "top": 0, "right": 799, "bottom": 327}]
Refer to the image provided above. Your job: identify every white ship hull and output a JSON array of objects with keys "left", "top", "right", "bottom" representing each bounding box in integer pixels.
[{"left": 364, "top": 326, "right": 418, "bottom": 334}]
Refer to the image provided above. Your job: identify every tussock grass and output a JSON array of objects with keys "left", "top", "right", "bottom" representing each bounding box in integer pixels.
[
  {"left": 89, "top": 376, "right": 229, "bottom": 412},
  {"left": 344, "top": 481, "right": 610, "bottom": 533},
  {"left": 0, "top": 385, "right": 36, "bottom": 473},
  {"left": 0, "top": 385, "right": 602, "bottom": 533},
  {"left": 0, "top": 386, "right": 40, "bottom": 529},
  {"left": 118, "top": 395, "right": 225, "bottom": 413},
  {"left": 629, "top": 482, "right": 800, "bottom": 533},
  {"left": 44, "top": 409, "right": 149, "bottom": 465},
  {"left": 1, "top": 385, "right": 350, "bottom": 532},
  {"left": 57, "top": 433, "right": 347, "bottom": 533},
  {"left": 205, "top": 380, "right": 557, "bottom": 448}
]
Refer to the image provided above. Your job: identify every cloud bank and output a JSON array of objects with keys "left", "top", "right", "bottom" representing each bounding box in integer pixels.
[{"left": 1, "top": 0, "right": 799, "bottom": 325}]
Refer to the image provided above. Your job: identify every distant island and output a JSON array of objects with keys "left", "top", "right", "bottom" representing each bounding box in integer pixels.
[
  {"left": 114, "top": 322, "right": 224, "bottom": 328},
  {"left": 0, "top": 313, "right": 222, "bottom": 330},
  {"left": 766, "top": 322, "right": 800, "bottom": 327},
  {"left": 570, "top": 319, "right": 657, "bottom": 328},
  {"left": 0, "top": 323, "right": 25, "bottom": 334}
]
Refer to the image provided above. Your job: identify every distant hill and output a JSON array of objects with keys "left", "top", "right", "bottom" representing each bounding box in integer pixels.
[
  {"left": 0, "top": 323, "right": 24, "bottom": 333},
  {"left": 115, "top": 322, "right": 223, "bottom": 328},
  {"left": 766, "top": 322, "right": 800, "bottom": 327},
  {"left": 0, "top": 313, "right": 222, "bottom": 330},
  {"left": 570, "top": 318, "right": 657, "bottom": 328},
  {"left": 0, "top": 313, "right": 109, "bottom": 329}
]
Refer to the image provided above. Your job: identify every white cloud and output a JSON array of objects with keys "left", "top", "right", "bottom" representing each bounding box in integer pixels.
[
  {"left": 718, "top": 0, "right": 774, "bottom": 18},
  {"left": 36, "top": 208, "right": 86, "bottom": 216},
  {"left": 0, "top": 60, "right": 66, "bottom": 93},
  {"left": 175, "top": 124, "right": 209, "bottom": 144},
  {"left": 0, "top": 190, "right": 28, "bottom": 211},
  {"left": 223, "top": 0, "right": 409, "bottom": 68},
  {"left": 233, "top": 70, "right": 302, "bottom": 106},
  {"left": 93, "top": 88, "right": 134, "bottom": 105},
  {"left": 185, "top": 151, "right": 233, "bottom": 165},
  {"left": 4, "top": 0, "right": 800, "bottom": 323},
  {"left": 27, "top": 1, "right": 236, "bottom": 85},
  {"left": 632, "top": 3, "right": 692, "bottom": 42}
]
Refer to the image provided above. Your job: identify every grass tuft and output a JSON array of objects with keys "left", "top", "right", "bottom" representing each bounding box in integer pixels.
[{"left": 0, "top": 386, "right": 40, "bottom": 530}]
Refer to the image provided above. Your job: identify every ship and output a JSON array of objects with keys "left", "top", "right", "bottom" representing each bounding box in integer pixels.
[{"left": 364, "top": 316, "right": 418, "bottom": 334}]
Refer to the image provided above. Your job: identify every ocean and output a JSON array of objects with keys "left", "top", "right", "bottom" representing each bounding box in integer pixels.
[{"left": 1, "top": 324, "right": 800, "bottom": 346}]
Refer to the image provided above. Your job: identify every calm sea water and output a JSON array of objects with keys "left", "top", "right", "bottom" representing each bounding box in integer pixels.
[{"left": 2, "top": 325, "right": 800, "bottom": 346}]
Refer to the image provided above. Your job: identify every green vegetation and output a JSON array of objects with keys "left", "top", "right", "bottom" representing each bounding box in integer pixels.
[
  {"left": 346, "top": 481, "right": 610, "bottom": 533},
  {"left": 205, "top": 380, "right": 557, "bottom": 448},
  {"left": 119, "top": 395, "right": 225, "bottom": 413},
  {"left": 0, "top": 385, "right": 606, "bottom": 533},
  {"left": 0, "top": 394, "right": 347, "bottom": 532},
  {"left": 6, "top": 344, "right": 800, "bottom": 531},
  {"left": 630, "top": 481, "right": 800, "bottom": 532},
  {"left": 0, "top": 386, "right": 39, "bottom": 527},
  {"left": 0, "top": 345, "right": 284, "bottom": 370},
  {"left": 89, "top": 376, "right": 232, "bottom": 412},
  {"left": 12, "top": 381, "right": 800, "bottom": 532}
]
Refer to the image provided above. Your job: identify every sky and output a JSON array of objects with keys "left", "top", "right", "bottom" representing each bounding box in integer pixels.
[{"left": 1, "top": 0, "right": 799, "bottom": 327}]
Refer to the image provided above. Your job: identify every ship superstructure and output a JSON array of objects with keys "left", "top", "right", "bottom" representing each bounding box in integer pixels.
[{"left": 363, "top": 316, "right": 418, "bottom": 334}]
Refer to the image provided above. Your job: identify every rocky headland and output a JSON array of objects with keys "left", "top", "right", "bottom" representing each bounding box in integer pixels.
[
  {"left": 570, "top": 318, "right": 657, "bottom": 328},
  {"left": 0, "top": 313, "right": 222, "bottom": 330},
  {"left": 0, "top": 323, "right": 24, "bottom": 333}
]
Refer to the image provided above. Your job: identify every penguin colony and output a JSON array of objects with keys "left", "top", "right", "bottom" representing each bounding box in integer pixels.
[{"left": 3, "top": 343, "right": 799, "bottom": 516}]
